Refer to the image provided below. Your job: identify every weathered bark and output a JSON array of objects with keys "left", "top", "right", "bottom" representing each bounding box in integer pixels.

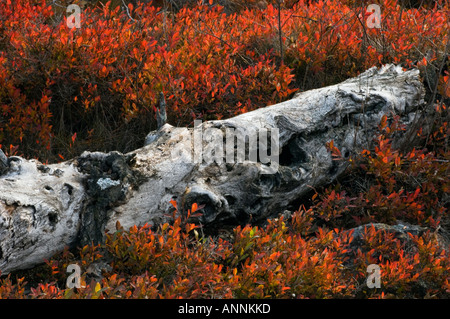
[{"left": 0, "top": 64, "right": 425, "bottom": 274}]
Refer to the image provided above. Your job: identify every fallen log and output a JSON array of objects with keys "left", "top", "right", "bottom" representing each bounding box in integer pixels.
[{"left": 0, "top": 64, "right": 425, "bottom": 274}]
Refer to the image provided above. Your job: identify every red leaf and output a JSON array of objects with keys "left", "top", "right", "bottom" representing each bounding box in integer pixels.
[{"left": 170, "top": 199, "right": 177, "bottom": 210}]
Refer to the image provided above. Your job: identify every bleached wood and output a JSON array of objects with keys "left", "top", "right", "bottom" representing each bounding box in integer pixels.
[{"left": 0, "top": 65, "right": 425, "bottom": 274}]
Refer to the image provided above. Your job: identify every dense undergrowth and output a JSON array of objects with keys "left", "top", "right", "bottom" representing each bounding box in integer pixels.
[
  {"left": 0, "top": 0, "right": 449, "bottom": 298},
  {"left": 1, "top": 0, "right": 448, "bottom": 161}
]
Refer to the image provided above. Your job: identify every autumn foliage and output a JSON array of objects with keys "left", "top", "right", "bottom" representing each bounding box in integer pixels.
[
  {"left": 0, "top": 0, "right": 449, "bottom": 299},
  {"left": 1, "top": 0, "right": 448, "bottom": 160}
]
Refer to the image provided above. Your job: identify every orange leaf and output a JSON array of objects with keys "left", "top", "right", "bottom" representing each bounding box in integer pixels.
[
  {"left": 170, "top": 199, "right": 177, "bottom": 210},
  {"left": 71, "top": 132, "right": 77, "bottom": 144},
  {"left": 421, "top": 56, "right": 427, "bottom": 66},
  {"left": 191, "top": 202, "right": 198, "bottom": 213},
  {"left": 314, "top": 31, "right": 320, "bottom": 42},
  {"left": 380, "top": 115, "right": 387, "bottom": 129},
  {"left": 60, "top": 35, "right": 67, "bottom": 46}
]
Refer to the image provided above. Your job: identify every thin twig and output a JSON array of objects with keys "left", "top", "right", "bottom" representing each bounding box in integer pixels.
[
  {"left": 122, "top": 0, "right": 136, "bottom": 22},
  {"left": 276, "top": 0, "right": 284, "bottom": 65}
]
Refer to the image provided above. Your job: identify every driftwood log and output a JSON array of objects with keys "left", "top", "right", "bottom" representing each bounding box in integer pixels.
[{"left": 0, "top": 64, "right": 425, "bottom": 274}]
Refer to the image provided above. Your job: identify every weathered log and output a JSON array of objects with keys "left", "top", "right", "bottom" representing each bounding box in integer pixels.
[
  {"left": 0, "top": 64, "right": 425, "bottom": 274},
  {"left": 0, "top": 149, "right": 8, "bottom": 175}
]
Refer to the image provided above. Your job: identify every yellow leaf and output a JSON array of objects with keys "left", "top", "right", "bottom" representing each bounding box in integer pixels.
[{"left": 94, "top": 282, "right": 101, "bottom": 294}]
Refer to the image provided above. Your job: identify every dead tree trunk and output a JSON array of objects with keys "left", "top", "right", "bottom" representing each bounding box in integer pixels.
[{"left": 0, "top": 64, "right": 425, "bottom": 274}]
